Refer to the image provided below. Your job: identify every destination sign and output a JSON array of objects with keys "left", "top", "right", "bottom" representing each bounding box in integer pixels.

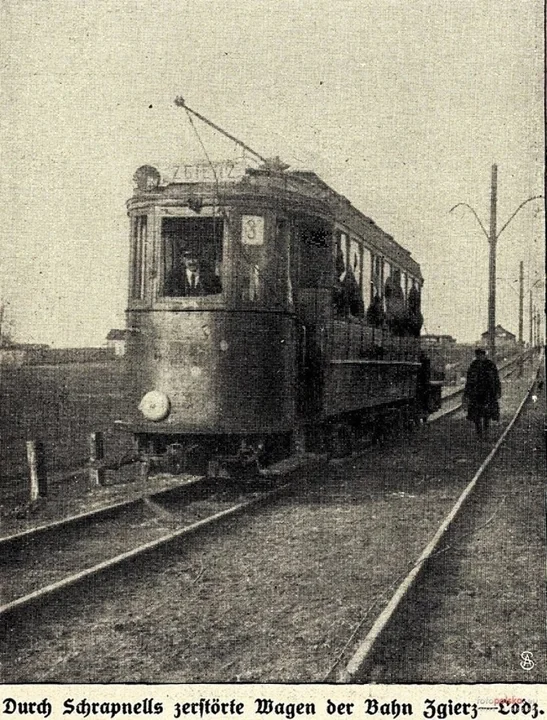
[{"left": 166, "top": 160, "right": 250, "bottom": 184}]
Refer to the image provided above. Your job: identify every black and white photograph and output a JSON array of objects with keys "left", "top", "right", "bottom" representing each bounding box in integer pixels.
[{"left": 0, "top": 0, "right": 545, "bottom": 686}]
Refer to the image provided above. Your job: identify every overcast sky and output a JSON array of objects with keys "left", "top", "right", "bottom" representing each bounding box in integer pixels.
[{"left": 1, "top": 0, "right": 544, "bottom": 347}]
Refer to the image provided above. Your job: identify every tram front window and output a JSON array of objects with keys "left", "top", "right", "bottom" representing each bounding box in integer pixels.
[{"left": 161, "top": 217, "right": 223, "bottom": 297}]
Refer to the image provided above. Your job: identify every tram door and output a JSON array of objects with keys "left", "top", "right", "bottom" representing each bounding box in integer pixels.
[
  {"left": 292, "top": 217, "right": 332, "bottom": 418},
  {"left": 297, "top": 322, "right": 325, "bottom": 417}
]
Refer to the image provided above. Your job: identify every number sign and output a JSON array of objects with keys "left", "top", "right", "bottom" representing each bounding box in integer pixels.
[{"left": 241, "top": 216, "right": 264, "bottom": 246}]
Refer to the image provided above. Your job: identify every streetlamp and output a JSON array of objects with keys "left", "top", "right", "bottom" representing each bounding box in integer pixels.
[{"left": 450, "top": 164, "right": 543, "bottom": 358}]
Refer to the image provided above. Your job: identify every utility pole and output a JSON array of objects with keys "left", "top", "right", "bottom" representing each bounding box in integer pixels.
[
  {"left": 518, "top": 261, "right": 524, "bottom": 376},
  {"left": 529, "top": 288, "right": 534, "bottom": 348},
  {"left": 518, "top": 260, "right": 524, "bottom": 346},
  {"left": 450, "top": 172, "right": 542, "bottom": 358},
  {"left": 488, "top": 164, "right": 497, "bottom": 359}
]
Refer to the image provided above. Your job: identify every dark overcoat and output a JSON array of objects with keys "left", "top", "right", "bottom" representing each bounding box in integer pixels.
[{"left": 464, "top": 356, "right": 501, "bottom": 422}]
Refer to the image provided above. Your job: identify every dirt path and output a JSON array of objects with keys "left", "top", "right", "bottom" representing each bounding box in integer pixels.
[
  {"left": 0, "top": 366, "right": 540, "bottom": 682},
  {"left": 369, "top": 372, "right": 547, "bottom": 683}
]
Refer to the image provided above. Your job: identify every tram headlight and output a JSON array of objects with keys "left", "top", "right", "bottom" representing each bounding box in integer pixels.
[{"left": 139, "top": 390, "right": 171, "bottom": 422}]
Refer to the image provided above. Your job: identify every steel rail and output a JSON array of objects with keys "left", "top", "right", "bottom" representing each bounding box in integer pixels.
[
  {"left": 0, "top": 351, "right": 535, "bottom": 626},
  {"left": 0, "top": 351, "right": 531, "bottom": 556},
  {"left": 0, "top": 475, "right": 209, "bottom": 549},
  {"left": 331, "top": 352, "right": 543, "bottom": 682},
  {"left": 0, "top": 455, "right": 323, "bottom": 624},
  {"left": 430, "top": 350, "right": 531, "bottom": 422}
]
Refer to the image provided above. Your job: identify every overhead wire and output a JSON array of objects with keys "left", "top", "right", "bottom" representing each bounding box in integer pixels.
[
  {"left": 177, "top": 100, "right": 422, "bottom": 326},
  {"left": 181, "top": 107, "right": 297, "bottom": 311}
]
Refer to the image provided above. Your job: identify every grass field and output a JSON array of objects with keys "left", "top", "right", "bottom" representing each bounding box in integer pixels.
[
  {"left": 0, "top": 347, "right": 524, "bottom": 505},
  {"left": 0, "top": 360, "right": 135, "bottom": 501}
]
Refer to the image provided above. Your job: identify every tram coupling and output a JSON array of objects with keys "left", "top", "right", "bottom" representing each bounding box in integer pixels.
[{"left": 207, "top": 440, "right": 271, "bottom": 486}]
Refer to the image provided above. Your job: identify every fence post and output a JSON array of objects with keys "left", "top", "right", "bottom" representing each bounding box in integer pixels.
[
  {"left": 140, "top": 457, "right": 150, "bottom": 483},
  {"left": 88, "top": 431, "right": 106, "bottom": 486},
  {"left": 26, "top": 440, "right": 47, "bottom": 501}
]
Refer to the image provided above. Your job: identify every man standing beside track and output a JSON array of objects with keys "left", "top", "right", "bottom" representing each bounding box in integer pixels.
[{"left": 463, "top": 348, "right": 502, "bottom": 439}]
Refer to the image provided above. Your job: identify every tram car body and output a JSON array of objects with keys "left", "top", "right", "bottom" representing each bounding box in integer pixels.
[{"left": 118, "top": 160, "right": 440, "bottom": 471}]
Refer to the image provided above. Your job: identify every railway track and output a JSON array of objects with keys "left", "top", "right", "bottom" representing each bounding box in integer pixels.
[
  {"left": 0, "top": 352, "right": 536, "bottom": 640},
  {"left": 432, "top": 350, "right": 528, "bottom": 420},
  {"left": 0, "top": 455, "right": 321, "bottom": 625},
  {"left": 325, "top": 352, "right": 544, "bottom": 683}
]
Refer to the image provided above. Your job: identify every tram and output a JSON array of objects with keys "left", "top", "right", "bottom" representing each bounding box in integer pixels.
[{"left": 116, "top": 102, "right": 440, "bottom": 474}]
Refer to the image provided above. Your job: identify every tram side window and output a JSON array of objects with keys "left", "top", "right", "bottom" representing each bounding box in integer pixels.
[
  {"left": 366, "top": 254, "right": 385, "bottom": 327},
  {"left": 160, "top": 217, "right": 223, "bottom": 297},
  {"left": 384, "top": 265, "right": 406, "bottom": 336},
  {"left": 348, "top": 239, "right": 364, "bottom": 317},
  {"left": 296, "top": 219, "right": 331, "bottom": 289},
  {"left": 275, "top": 218, "right": 292, "bottom": 307},
  {"left": 407, "top": 278, "right": 423, "bottom": 337},
  {"left": 335, "top": 235, "right": 364, "bottom": 318},
  {"left": 362, "top": 247, "right": 372, "bottom": 311},
  {"left": 336, "top": 232, "right": 349, "bottom": 275},
  {"left": 130, "top": 215, "right": 147, "bottom": 300},
  {"left": 333, "top": 232, "right": 347, "bottom": 316},
  {"left": 372, "top": 255, "right": 384, "bottom": 298}
]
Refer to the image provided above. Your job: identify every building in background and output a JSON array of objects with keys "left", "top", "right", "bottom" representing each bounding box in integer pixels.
[
  {"left": 0, "top": 343, "right": 49, "bottom": 367},
  {"left": 480, "top": 325, "right": 517, "bottom": 355},
  {"left": 421, "top": 334, "right": 457, "bottom": 348},
  {"left": 106, "top": 329, "right": 128, "bottom": 357}
]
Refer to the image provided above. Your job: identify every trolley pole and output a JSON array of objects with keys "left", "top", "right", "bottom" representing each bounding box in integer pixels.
[{"left": 488, "top": 165, "right": 498, "bottom": 359}]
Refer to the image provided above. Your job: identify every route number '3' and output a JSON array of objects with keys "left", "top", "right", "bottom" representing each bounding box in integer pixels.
[{"left": 242, "top": 216, "right": 264, "bottom": 246}]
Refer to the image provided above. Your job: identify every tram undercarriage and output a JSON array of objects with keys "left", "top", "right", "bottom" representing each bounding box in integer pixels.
[{"left": 126, "top": 391, "right": 430, "bottom": 482}]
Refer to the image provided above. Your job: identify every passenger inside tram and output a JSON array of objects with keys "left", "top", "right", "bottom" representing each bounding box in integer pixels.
[
  {"left": 161, "top": 217, "right": 222, "bottom": 297},
  {"left": 406, "top": 281, "right": 423, "bottom": 337},
  {"left": 366, "top": 292, "right": 385, "bottom": 328},
  {"left": 333, "top": 244, "right": 364, "bottom": 318},
  {"left": 385, "top": 268, "right": 406, "bottom": 335},
  {"left": 343, "top": 254, "right": 365, "bottom": 318}
]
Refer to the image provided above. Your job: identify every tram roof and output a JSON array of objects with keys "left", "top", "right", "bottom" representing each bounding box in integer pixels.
[
  {"left": 287, "top": 170, "right": 421, "bottom": 277},
  {"left": 129, "top": 162, "right": 423, "bottom": 279}
]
